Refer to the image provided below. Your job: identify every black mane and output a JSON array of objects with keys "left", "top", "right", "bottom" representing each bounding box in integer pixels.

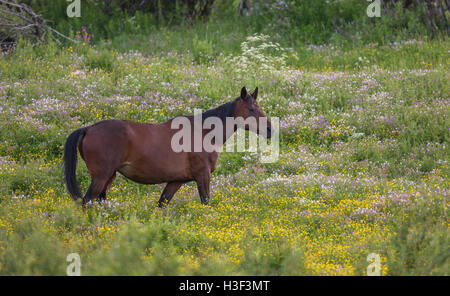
[
  {"left": 168, "top": 98, "right": 239, "bottom": 125},
  {"left": 202, "top": 98, "right": 238, "bottom": 123}
]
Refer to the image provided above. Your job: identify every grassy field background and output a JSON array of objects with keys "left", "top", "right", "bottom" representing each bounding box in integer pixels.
[{"left": 0, "top": 1, "right": 449, "bottom": 275}]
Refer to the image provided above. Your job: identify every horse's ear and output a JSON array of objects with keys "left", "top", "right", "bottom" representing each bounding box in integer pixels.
[
  {"left": 240, "top": 86, "right": 248, "bottom": 100},
  {"left": 251, "top": 87, "right": 258, "bottom": 100}
]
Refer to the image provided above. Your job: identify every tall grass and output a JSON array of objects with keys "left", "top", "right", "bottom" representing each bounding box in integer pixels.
[{"left": 0, "top": 1, "right": 448, "bottom": 276}]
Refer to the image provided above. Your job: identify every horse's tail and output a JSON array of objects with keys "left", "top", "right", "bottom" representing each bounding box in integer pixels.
[{"left": 64, "top": 128, "right": 86, "bottom": 200}]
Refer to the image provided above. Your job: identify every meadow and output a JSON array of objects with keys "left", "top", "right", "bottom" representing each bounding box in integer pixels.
[{"left": 0, "top": 24, "right": 448, "bottom": 275}]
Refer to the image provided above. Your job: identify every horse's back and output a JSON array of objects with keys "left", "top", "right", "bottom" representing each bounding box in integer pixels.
[{"left": 80, "top": 119, "right": 216, "bottom": 185}]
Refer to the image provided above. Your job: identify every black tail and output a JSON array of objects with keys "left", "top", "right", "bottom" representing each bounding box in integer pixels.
[{"left": 64, "top": 128, "right": 86, "bottom": 200}]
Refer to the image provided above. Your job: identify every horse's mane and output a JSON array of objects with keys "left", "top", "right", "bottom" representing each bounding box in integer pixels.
[
  {"left": 201, "top": 98, "right": 238, "bottom": 123},
  {"left": 167, "top": 98, "right": 239, "bottom": 125}
]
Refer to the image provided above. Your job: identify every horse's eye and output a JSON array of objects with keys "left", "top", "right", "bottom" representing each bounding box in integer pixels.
[{"left": 249, "top": 108, "right": 255, "bottom": 112}]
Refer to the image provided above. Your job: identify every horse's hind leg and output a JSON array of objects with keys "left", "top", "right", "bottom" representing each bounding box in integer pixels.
[
  {"left": 158, "top": 181, "right": 183, "bottom": 207},
  {"left": 82, "top": 176, "right": 111, "bottom": 207},
  {"left": 98, "top": 172, "right": 117, "bottom": 202}
]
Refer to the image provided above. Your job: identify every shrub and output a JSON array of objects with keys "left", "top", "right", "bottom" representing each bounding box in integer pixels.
[{"left": 386, "top": 195, "right": 449, "bottom": 275}]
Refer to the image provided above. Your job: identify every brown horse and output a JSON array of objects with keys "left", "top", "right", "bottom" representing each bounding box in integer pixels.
[{"left": 64, "top": 87, "right": 272, "bottom": 207}]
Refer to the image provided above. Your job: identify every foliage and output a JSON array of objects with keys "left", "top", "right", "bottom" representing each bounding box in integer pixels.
[
  {"left": 0, "top": 30, "right": 448, "bottom": 274},
  {"left": 3, "top": 0, "right": 446, "bottom": 48},
  {"left": 386, "top": 195, "right": 449, "bottom": 276},
  {"left": 226, "top": 33, "right": 292, "bottom": 78}
]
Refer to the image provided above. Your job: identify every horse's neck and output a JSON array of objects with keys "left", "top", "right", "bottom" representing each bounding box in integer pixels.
[
  {"left": 200, "top": 100, "right": 238, "bottom": 147},
  {"left": 199, "top": 120, "right": 236, "bottom": 149}
]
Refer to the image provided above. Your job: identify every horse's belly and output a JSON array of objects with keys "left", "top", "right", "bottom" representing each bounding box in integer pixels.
[{"left": 118, "top": 159, "right": 191, "bottom": 184}]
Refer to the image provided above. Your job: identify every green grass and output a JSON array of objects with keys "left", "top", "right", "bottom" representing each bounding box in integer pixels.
[{"left": 0, "top": 26, "right": 448, "bottom": 275}]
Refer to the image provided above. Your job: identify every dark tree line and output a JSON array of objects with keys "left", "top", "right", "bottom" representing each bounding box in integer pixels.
[
  {"left": 1, "top": 0, "right": 448, "bottom": 51},
  {"left": 384, "top": 0, "right": 449, "bottom": 32},
  {"left": 98, "top": 0, "right": 215, "bottom": 19}
]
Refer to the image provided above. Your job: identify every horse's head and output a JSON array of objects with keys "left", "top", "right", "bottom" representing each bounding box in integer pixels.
[{"left": 233, "top": 87, "right": 272, "bottom": 138}]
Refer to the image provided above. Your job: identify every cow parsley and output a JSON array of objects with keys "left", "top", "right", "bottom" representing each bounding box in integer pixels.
[{"left": 227, "top": 34, "right": 290, "bottom": 77}]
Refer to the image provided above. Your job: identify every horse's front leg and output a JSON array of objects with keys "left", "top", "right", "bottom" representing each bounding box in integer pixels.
[
  {"left": 158, "top": 181, "right": 184, "bottom": 207},
  {"left": 194, "top": 173, "right": 211, "bottom": 205}
]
